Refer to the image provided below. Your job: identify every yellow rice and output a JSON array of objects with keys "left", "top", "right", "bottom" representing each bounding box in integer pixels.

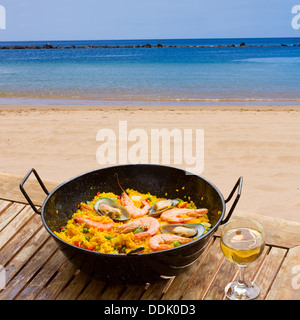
[{"left": 55, "top": 189, "right": 211, "bottom": 254}]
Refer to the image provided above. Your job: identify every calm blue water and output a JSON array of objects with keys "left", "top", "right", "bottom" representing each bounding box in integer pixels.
[{"left": 0, "top": 38, "right": 300, "bottom": 105}]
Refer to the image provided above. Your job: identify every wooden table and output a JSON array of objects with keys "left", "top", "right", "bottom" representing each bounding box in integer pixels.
[{"left": 0, "top": 173, "right": 300, "bottom": 300}]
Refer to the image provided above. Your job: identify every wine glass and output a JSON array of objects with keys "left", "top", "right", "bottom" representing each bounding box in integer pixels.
[{"left": 220, "top": 218, "right": 265, "bottom": 300}]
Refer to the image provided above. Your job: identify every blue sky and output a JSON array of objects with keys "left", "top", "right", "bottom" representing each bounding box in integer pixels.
[{"left": 0, "top": 0, "right": 299, "bottom": 41}]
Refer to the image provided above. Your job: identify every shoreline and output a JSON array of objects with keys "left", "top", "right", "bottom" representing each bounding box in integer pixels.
[
  {"left": 1, "top": 104, "right": 299, "bottom": 224},
  {"left": 0, "top": 103, "right": 300, "bottom": 112},
  {"left": 1, "top": 95, "right": 300, "bottom": 105}
]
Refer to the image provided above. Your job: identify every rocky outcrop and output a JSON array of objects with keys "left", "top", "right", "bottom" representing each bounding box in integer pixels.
[
  {"left": 43, "top": 43, "right": 53, "bottom": 49},
  {"left": 0, "top": 42, "right": 299, "bottom": 50}
]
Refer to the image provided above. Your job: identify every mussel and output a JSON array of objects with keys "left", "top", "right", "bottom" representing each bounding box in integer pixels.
[
  {"left": 148, "top": 199, "right": 179, "bottom": 217},
  {"left": 127, "top": 246, "right": 145, "bottom": 255},
  {"left": 94, "top": 197, "right": 130, "bottom": 222},
  {"left": 160, "top": 223, "right": 205, "bottom": 238}
]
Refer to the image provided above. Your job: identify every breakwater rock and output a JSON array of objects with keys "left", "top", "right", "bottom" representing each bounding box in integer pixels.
[{"left": 1, "top": 42, "right": 300, "bottom": 50}]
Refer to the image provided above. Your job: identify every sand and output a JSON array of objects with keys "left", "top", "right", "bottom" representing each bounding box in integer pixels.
[{"left": 0, "top": 104, "right": 299, "bottom": 223}]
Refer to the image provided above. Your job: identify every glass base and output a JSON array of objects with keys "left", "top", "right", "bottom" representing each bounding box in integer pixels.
[{"left": 225, "top": 280, "right": 261, "bottom": 300}]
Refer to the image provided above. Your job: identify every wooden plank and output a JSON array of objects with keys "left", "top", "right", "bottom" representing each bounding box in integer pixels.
[
  {"left": 36, "top": 260, "right": 78, "bottom": 300},
  {"left": 55, "top": 269, "right": 91, "bottom": 300},
  {"left": 77, "top": 278, "right": 107, "bottom": 300},
  {"left": 0, "top": 202, "right": 25, "bottom": 231},
  {"left": 4, "top": 228, "right": 49, "bottom": 281},
  {"left": 181, "top": 240, "right": 224, "bottom": 300},
  {"left": 266, "top": 245, "right": 300, "bottom": 300},
  {"left": 254, "top": 247, "right": 287, "bottom": 300},
  {"left": 140, "top": 278, "right": 170, "bottom": 300},
  {"left": 15, "top": 249, "right": 66, "bottom": 300},
  {"left": 0, "top": 237, "right": 57, "bottom": 300},
  {"left": 0, "top": 199, "right": 12, "bottom": 214},
  {"left": 0, "top": 213, "right": 43, "bottom": 267},
  {"left": 161, "top": 237, "right": 214, "bottom": 300},
  {"left": 0, "top": 172, "right": 59, "bottom": 206},
  {"left": 99, "top": 283, "right": 126, "bottom": 300},
  {"left": 119, "top": 284, "right": 148, "bottom": 300},
  {"left": 0, "top": 205, "right": 34, "bottom": 250},
  {"left": 203, "top": 252, "right": 237, "bottom": 300}
]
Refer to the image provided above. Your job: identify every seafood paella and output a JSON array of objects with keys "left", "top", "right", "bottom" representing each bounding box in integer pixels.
[{"left": 55, "top": 178, "right": 211, "bottom": 254}]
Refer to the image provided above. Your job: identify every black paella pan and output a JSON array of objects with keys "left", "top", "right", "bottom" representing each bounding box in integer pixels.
[{"left": 20, "top": 164, "right": 242, "bottom": 284}]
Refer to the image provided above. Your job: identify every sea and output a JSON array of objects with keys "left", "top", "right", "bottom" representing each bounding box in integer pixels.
[{"left": 0, "top": 37, "right": 300, "bottom": 106}]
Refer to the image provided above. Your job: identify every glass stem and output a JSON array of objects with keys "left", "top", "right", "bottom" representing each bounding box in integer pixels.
[{"left": 238, "top": 265, "right": 246, "bottom": 287}]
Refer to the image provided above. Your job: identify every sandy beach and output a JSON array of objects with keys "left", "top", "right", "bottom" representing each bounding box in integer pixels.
[{"left": 0, "top": 104, "right": 299, "bottom": 223}]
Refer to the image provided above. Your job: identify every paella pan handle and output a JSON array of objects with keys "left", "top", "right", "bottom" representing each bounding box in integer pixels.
[
  {"left": 19, "top": 168, "right": 49, "bottom": 215},
  {"left": 221, "top": 176, "right": 243, "bottom": 225}
]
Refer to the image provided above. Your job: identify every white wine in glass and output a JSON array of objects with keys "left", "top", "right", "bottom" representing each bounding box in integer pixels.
[{"left": 220, "top": 219, "right": 265, "bottom": 300}]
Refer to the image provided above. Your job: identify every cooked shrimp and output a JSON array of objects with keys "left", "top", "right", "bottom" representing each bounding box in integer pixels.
[
  {"left": 74, "top": 217, "right": 114, "bottom": 231},
  {"left": 149, "top": 234, "right": 192, "bottom": 251},
  {"left": 115, "top": 216, "right": 159, "bottom": 238},
  {"left": 121, "top": 193, "right": 150, "bottom": 218},
  {"left": 116, "top": 173, "right": 150, "bottom": 218},
  {"left": 160, "top": 207, "right": 208, "bottom": 223}
]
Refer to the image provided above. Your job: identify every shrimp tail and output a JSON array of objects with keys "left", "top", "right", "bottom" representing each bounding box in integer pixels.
[
  {"left": 134, "top": 232, "right": 150, "bottom": 238},
  {"left": 156, "top": 244, "right": 172, "bottom": 250}
]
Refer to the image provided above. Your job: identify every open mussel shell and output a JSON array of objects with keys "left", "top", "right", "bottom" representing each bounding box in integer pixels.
[
  {"left": 127, "top": 246, "right": 145, "bottom": 255},
  {"left": 160, "top": 223, "right": 205, "bottom": 238},
  {"left": 148, "top": 199, "right": 180, "bottom": 217},
  {"left": 94, "top": 197, "right": 130, "bottom": 222}
]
